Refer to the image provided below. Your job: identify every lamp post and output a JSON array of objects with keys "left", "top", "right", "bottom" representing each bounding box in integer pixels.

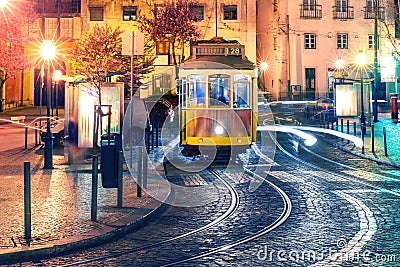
[
  {"left": 53, "top": 70, "right": 62, "bottom": 117},
  {"left": 259, "top": 61, "right": 268, "bottom": 92},
  {"left": 356, "top": 53, "right": 367, "bottom": 135},
  {"left": 41, "top": 40, "right": 56, "bottom": 169}
]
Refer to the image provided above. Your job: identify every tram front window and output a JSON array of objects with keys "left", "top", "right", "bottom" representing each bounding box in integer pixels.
[
  {"left": 233, "top": 74, "right": 250, "bottom": 108},
  {"left": 188, "top": 75, "right": 205, "bottom": 106},
  {"left": 209, "top": 74, "right": 229, "bottom": 106}
]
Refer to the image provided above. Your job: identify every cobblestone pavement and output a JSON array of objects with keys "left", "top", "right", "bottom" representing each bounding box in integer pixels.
[
  {"left": 0, "top": 144, "right": 169, "bottom": 264},
  {"left": 6, "top": 131, "right": 400, "bottom": 266}
]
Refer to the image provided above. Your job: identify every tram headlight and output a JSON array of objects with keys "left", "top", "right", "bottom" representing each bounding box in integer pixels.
[{"left": 215, "top": 125, "right": 224, "bottom": 135}]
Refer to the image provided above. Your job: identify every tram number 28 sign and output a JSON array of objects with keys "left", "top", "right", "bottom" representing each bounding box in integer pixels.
[{"left": 227, "top": 47, "right": 242, "bottom": 55}]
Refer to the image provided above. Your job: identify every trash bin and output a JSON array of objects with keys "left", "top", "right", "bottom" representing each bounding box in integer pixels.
[{"left": 100, "top": 133, "right": 122, "bottom": 188}]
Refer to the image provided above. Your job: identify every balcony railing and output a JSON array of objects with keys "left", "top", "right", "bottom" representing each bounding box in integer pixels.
[
  {"left": 363, "top": 6, "right": 385, "bottom": 20},
  {"left": 332, "top": 6, "right": 354, "bottom": 19},
  {"left": 300, "top": 4, "right": 322, "bottom": 19},
  {"left": 35, "top": 1, "right": 81, "bottom": 14}
]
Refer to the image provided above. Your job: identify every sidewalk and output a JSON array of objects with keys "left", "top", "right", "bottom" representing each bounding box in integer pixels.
[
  {"left": 331, "top": 113, "right": 400, "bottom": 167},
  {"left": 0, "top": 144, "right": 169, "bottom": 264}
]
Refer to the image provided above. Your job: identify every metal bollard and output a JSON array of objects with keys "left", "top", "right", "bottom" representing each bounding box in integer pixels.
[
  {"left": 35, "top": 123, "right": 38, "bottom": 146},
  {"left": 24, "top": 161, "right": 31, "bottom": 243},
  {"left": 346, "top": 120, "right": 350, "bottom": 134},
  {"left": 25, "top": 126, "right": 28, "bottom": 149},
  {"left": 361, "top": 126, "right": 365, "bottom": 154},
  {"left": 341, "top": 119, "right": 344, "bottom": 133},
  {"left": 91, "top": 155, "right": 98, "bottom": 222},
  {"left": 117, "top": 151, "right": 123, "bottom": 208},
  {"left": 143, "top": 150, "right": 148, "bottom": 189},
  {"left": 353, "top": 122, "right": 356, "bottom": 136},
  {"left": 137, "top": 146, "right": 143, "bottom": 198},
  {"left": 383, "top": 127, "right": 388, "bottom": 157},
  {"left": 371, "top": 125, "right": 375, "bottom": 153}
]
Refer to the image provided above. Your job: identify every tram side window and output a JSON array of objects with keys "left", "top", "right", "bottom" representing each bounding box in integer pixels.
[
  {"left": 188, "top": 75, "right": 205, "bottom": 106},
  {"left": 233, "top": 74, "right": 250, "bottom": 108},
  {"left": 209, "top": 75, "right": 229, "bottom": 106}
]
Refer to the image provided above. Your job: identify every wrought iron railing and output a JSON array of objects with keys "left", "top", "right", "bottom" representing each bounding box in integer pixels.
[
  {"left": 332, "top": 6, "right": 354, "bottom": 19},
  {"left": 300, "top": 4, "right": 322, "bottom": 19}
]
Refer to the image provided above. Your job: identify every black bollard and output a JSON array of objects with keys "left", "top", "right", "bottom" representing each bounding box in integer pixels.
[
  {"left": 346, "top": 120, "right": 350, "bottom": 134},
  {"left": 25, "top": 126, "right": 28, "bottom": 149},
  {"left": 371, "top": 125, "right": 375, "bottom": 153},
  {"left": 341, "top": 119, "right": 344, "bottom": 133},
  {"left": 24, "top": 162, "right": 31, "bottom": 243},
  {"left": 137, "top": 146, "right": 143, "bottom": 198},
  {"left": 35, "top": 123, "right": 38, "bottom": 145},
  {"left": 353, "top": 122, "right": 356, "bottom": 136},
  {"left": 91, "top": 155, "right": 98, "bottom": 222},
  {"left": 383, "top": 127, "right": 388, "bottom": 157},
  {"left": 117, "top": 151, "right": 123, "bottom": 208}
]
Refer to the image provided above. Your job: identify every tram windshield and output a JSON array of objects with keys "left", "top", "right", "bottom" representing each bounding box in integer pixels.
[
  {"left": 233, "top": 74, "right": 250, "bottom": 108},
  {"left": 209, "top": 74, "right": 229, "bottom": 106},
  {"left": 188, "top": 75, "right": 205, "bottom": 106}
]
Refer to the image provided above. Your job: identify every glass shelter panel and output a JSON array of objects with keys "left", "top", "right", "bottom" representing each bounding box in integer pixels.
[{"left": 209, "top": 74, "right": 230, "bottom": 106}]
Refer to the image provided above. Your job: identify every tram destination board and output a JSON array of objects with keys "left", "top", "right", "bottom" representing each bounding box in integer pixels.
[{"left": 227, "top": 47, "right": 242, "bottom": 55}]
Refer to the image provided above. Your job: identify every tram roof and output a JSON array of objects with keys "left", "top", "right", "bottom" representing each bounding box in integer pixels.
[
  {"left": 180, "top": 56, "right": 255, "bottom": 70},
  {"left": 181, "top": 37, "right": 256, "bottom": 70}
]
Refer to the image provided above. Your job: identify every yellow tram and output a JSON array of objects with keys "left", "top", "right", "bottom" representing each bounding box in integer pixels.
[{"left": 178, "top": 39, "right": 258, "bottom": 154}]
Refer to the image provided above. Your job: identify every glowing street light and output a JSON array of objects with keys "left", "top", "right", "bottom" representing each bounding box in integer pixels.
[
  {"left": 259, "top": 61, "right": 269, "bottom": 92},
  {"left": 41, "top": 40, "right": 56, "bottom": 169},
  {"left": 0, "top": 0, "right": 7, "bottom": 8}
]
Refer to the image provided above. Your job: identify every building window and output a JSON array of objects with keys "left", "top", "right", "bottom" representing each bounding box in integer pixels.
[
  {"left": 60, "top": 18, "right": 73, "bottom": 39},
  {"left": 123, "top": 6, "right": 137, "bottom": 21},
  {"left": 337, "top": 33, "right": 348, "bottom": 49},
  {"left": 90, "top": 7, "right": 104, "bottom": 21},
  {"left": 304, "top": 33, "right": 316, "bottom": 49},
  {"left": 368, "top": 34, "right": 374, "bottom": 49},
  {"left": 45, "top": 18, "right": 57, "bottom": 40},
  {"left": 368, "top": 34, "right": 379, "bottom": 49},
  {"left": 191, "top": 5, "right": 204, "bottom": 21},
  {"left": 335, "top": 0, "right": 348, "bottom": 12},
  {"left": 223, "top": 5, "right": 237, "bottom": 20},
  {"left": 303, "top": 0, "right": 316, "bottom": 11},
  {"left": 157, "top": 41, "right": 170, "bottom": 55}
]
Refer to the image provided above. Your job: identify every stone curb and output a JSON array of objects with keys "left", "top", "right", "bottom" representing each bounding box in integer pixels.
[
  {"left": 0, "top": 198, "right": 169, "bottom": 265},
  {"left": 324, "top": 138, "right": 400, "bottom": 169}
]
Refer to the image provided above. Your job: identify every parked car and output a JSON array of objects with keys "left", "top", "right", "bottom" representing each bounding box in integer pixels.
[{"left": 40, "top": 118, "right": 65, "bottom": 147}]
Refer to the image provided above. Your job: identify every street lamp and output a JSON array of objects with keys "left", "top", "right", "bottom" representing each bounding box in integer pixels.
[
  {"left": 41, "top": 40, "right": 56, "bottom": 169},
  {"left": 53, "top": 70, "right": 62, "bottom": 117},
  {"left": 259, "top": 61, "right": 269, "bottom": 92},
  {"left": 356, "top": 53, "right": 367, "bottom": 135},
  {"left": 0, "top": 0, "right": 7, "bottom": 8}
]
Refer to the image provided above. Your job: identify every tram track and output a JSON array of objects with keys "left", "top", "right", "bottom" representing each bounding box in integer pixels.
[
  {"left": 271, "top": 132, "right": 400, "bottom": 198},
  {"left": 57, "top": 167, "right": 239, "bottom": 266},
  {"left": 159, "top": 167, "right": 292, "bottom": 267}
]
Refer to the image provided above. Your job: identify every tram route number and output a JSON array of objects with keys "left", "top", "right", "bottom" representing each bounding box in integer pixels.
[{"left": 227, "top": 47, "right": 242, "bottom": 55}]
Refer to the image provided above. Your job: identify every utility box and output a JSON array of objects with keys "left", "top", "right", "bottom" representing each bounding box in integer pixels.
[{"left": 100, "top": 133, "right": 122, "bottom": 188}]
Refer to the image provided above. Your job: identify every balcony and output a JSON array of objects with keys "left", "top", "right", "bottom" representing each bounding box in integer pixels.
[
  {"left": 300, "top": 4, "right": 322, "bottom": 19},
  {"left": 363, "top": 6, "right": 385, "bottom": 20},
  {"left": 34, "top": 0, "right": 81, "bottom": 14},
  {"left": 332, "top": 6, "right": 354, "bottom": 19}
]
